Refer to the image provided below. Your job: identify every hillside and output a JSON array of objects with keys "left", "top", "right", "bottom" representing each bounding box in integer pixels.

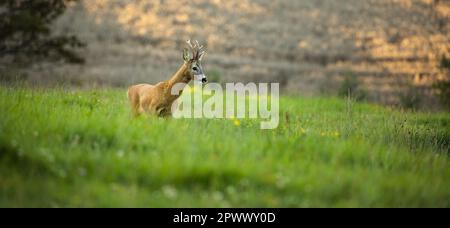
[{"left": 20, "top": 0, "right": 449, "bottom": 108}]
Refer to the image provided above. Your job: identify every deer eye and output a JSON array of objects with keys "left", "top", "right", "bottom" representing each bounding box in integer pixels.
[{"left": 192, "top": 66, "right": 198, "bottom": 71}]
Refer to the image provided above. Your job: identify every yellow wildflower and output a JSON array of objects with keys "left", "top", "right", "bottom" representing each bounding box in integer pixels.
[{"left": 300, "top": 127, "right": 306, "bottom": 134}]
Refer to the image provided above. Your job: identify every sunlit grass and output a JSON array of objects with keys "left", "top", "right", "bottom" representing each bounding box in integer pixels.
[{"left": 0, "top": 86, "right": 449, "bottom": 207}]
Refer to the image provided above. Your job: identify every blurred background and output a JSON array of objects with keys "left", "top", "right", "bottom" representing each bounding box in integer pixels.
[{"left": 1, "top": 0, "right": 449, "bottom": 110}]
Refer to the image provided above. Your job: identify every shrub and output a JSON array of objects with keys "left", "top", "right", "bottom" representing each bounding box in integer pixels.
[
  {"left": 432, "top": 55, "right": 450, "bottom": 109},
  {"left": 399, "top": 82, "right": 423, "bottom": 110},
  {"left": 338, "top": 71, "right": 367, "bottom": 101},
  {"left": 0, "top": 67, "right": 28, "bottom": 84},
  {"left": 208, "top": 69, "right": 222, "bottom": 83}
]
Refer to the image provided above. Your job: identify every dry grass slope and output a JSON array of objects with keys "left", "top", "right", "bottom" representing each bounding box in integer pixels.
[{"left": 26, "top": 0, "right": 450, "bottom": 108}]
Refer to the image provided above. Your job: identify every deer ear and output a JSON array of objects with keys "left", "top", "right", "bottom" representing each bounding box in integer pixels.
[{"left": 183, "top": 48, "right": 190, "bottom": 62}]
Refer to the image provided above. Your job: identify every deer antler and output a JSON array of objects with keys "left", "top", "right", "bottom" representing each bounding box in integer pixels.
[
  {"left": 186, "top": 40, "right": 206, "bottom": 61},
  {"left": 186, "top": 40, "right": 195, "bottom": 59},
  {"left": 195, "top": 40, "right": 206, "bottom": 61}
]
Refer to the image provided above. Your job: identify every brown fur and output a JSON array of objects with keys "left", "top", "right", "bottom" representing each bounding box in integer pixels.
[{"left": 127, "top": 62, "right": 193, "bottom": 117}]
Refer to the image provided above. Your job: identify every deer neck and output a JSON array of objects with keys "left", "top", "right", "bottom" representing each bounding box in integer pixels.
[{"left": 166, "top": 62, "right": 191, "bottom": 100}]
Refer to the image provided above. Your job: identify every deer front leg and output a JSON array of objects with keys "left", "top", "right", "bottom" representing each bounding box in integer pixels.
[{"left": 156, "top": 105, "right": 172, "bottom": 117}]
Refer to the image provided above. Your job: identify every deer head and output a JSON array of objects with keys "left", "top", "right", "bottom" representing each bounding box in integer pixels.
[{"left": 183, "top": 40, "right": 207, "bottom": 84}]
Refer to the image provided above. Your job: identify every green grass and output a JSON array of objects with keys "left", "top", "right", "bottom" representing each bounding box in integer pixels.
[{"left": 0, "top": 86, "right": 449, "bottom": 207}]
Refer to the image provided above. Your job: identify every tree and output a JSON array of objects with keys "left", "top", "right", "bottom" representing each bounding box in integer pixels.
[{"left": 0, "top": 0, "right": 84, "bottom": 64}]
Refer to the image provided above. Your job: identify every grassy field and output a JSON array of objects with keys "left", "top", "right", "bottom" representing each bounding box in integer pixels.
[{"left": 0, "top": 85, "right": 449, "bottom": 207}]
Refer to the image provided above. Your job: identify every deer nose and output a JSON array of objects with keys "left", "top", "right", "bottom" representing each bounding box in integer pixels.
[{"left": 202, "top": 78, "right": 207, "bottom": 83}]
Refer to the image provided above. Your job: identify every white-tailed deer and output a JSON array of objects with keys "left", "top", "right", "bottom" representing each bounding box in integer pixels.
[{"left": 127, "top": 40, "right": 207, "bottom": 117}]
